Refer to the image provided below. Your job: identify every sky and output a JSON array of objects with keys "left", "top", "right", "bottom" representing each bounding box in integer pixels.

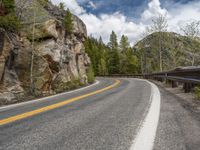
[{"left": 51, "top": 0, "right": 200, "bottom": 45}]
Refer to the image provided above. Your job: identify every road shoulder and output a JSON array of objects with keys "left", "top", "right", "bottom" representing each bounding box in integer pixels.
[{"left": 154, "top": 85, "right": 200, "bottom": 150}]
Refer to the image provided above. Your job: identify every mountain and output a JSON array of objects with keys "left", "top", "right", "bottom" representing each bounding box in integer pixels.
[
  {"left": 134, "top": 32, "right": 200, "bottom": 73},
  {"left": 0, "top": 0, "right": 91, "bottom": 104}
]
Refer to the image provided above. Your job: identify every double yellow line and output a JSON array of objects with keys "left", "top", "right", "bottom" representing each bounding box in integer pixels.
[{"left": 0, "top": 79, "right": 120, "bottom": 126}]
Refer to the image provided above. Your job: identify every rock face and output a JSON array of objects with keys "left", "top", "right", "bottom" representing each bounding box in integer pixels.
[{"left": 0, "top": 0, "right": 90, "bottom": 103}]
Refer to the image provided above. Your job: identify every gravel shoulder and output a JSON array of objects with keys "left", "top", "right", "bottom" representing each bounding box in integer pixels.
[{"left": 154, "top": 83, "right": 200, "bottom": 150}]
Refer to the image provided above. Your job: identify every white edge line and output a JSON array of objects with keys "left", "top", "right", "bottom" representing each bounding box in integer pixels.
[
  {"left": 130, "top": 79, "right": 161, "bottom": 150},
  {"left": 0, "top": 80, "right": 100, "bottom": 111}
]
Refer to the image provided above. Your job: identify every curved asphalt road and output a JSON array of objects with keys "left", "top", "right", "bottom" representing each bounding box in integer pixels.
[{"left": 0, "top": 78, "right": 199, "bottom": 150}]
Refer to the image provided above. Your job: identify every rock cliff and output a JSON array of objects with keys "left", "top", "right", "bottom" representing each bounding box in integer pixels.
[{"left": 0, "top": 0, "right": 91, "bottom": 104}]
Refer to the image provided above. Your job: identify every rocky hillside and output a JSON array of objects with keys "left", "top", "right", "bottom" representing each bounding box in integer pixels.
[
  {"left": 134, "top": 32, "right": 200, "bottom": 73},
  {"left": 0, "top": 0, "right": 91, "bottom": 104}
]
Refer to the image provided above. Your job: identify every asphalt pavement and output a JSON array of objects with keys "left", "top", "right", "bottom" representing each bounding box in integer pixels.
[{"left": 0, "top": 78, "right": 199, "bottom": 150}]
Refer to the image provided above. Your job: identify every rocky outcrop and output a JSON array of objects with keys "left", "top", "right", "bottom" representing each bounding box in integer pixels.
[{"left": 0, "top": 0, "right": 90, "bottom": 104}]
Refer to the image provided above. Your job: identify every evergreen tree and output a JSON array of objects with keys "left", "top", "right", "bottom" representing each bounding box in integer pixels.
[
  {"left": 98, "top": 58, "right": 107, "bottom": 75},
  {"left": 99, "top": 36, "right": 103, "bottom": 44},
  {"left": 119, "top": 35, "right": 129, "bottom": 73},
  {"left": 84, "top": 37, "right": 109, "bottom": 75},
  {"left": 125, "top": 48, "right": 138, "bottom": 73},
  {"left": 59, "top": 2, "right": 65, "bottom": 10},
  {"left": 64, "top": 9, "right": 73, "bottom": 36},
  {"left": 108, "top": 31, "right": 118, "bottom": 50},
  {"left": 120, "top": 35, "right": 130, "bottom": 52},
  {"left": 119, "top": 35, "right": 138, "bottom": 74},
  {"left": 108, "top": 31, "right": 120, "bottom": 74},
  {"left": 2, "top": 0, "right": 15, "bottom": 14},
  {"left": 84, "top": 34, "right": 138, "bottom": 76}
]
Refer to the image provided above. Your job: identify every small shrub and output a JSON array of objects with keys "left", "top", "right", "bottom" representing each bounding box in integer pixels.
[
  {"left": 0, "top": 0, "right": 21, "bottom": 32},
  {"left": 194, "top": 86, "right": 200, "bottom": 100},
  {"left": 2, "top": 0, "right": 15, "bottom": 14},
  {"left": 38, "top": 0, "right": 49, "bottom": 8},
  {"left": 87, "top": 66, "right": 95, "bottom": 84},
  {"left": 52, "top": 80, "right": 83, "bottom": 93},
  {"left": 0, "top": 14, "right": 21, "bottom": 31}
]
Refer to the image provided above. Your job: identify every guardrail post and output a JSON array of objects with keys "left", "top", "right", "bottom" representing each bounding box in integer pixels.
[
  {"left": 184, "top": 83, "right": 191, "bottom": 93},
  {"left": 172, "top": 81, "right": 178, "bottom": 88},
  {"left": 165, "top": 79, "right": 170, "bottom": 84}
]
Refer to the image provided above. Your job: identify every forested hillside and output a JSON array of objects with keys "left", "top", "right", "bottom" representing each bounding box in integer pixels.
[
  {"left": 85, "top": 31, "right": 139, "bottom": 75},
  {"left": 85, "top": 31, "right": 200, "bottom": 75},
  {"left": 85, "top": 15, "right": 200, "bottom": 75},
  {"left": 134, "top": 32, "right": 200, "bottom": 73}
]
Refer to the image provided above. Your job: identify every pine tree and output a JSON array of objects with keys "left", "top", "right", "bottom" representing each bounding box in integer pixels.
[
  {"left": 98, "top": 58, "right": 107, "bottom": 75},
  {"left": 84, "top": 34, "right": 138, "bottom": 76},
  {"left": 108, "top": 31, "right": 120, "bottom": 74},
  {"left": 108, "top": 31, "right": 118, "bottom": 50},
  {"left": 2, "top": 0, "right": 15, "bottom": 14},
  {"left": 119, "top": 35, "right": 138, "bottom": 74},
  {"left": 64, "top": 9, "right": 73, "bottom": 36},
  {"left": 119, "top": 35, "right": 128, "bottom": 73},
  {"left": 120, "top": 35, "right": 130, "bottom": 52},
  {"left": 125, "top": 48, "right": 138, "bottom": 74},
  {"left": 59, "top": 2, "right": 65, "bottom": 10},
  {"left": 99, "top": 36, "right": 103, "bottom": 44}
]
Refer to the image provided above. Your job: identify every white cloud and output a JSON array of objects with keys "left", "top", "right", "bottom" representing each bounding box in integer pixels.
[
  {"left": 168, "top": 0, "right": 200, "bottom": 34},
  {"left": 51, "top": 0, "right": 145, "bottom": 45},
  {"left": 88, "top": 1, "right": 97, "bottom": 9},
  {"left": 52, "top": 0, "right": 85, "bottom": 15},
  {"left": 80, "top": 12, "right": 145, "bottom": 45},
  {"left": 51, "top": 0, "right": 200, "bottom": 45},
  {"left": 141, "top": 0, "right": 168, "bottom": 22}
]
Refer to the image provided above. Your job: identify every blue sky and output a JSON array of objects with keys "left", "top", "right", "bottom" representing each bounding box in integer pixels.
[
  {"left": 78, "top": 0, "right": 148, "bottom": 20},
  {"left": 52, "top": 0, "right": 200, "bottom": 44},
  {"left": 78, "top": 0, "right": 197, "bottom": 20}
]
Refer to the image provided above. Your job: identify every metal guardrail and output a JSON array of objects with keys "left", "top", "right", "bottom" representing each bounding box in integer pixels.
[{"left": 99, "top": 67, "right": 200, "bottom": 93}]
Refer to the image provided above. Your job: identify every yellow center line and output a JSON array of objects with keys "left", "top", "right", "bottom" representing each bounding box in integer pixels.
[{"left": 0, "top": 79, "right": 121, "bottom": 126}]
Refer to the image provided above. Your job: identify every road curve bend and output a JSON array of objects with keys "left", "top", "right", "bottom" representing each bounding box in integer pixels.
[{"left": 1, "top": 78, "right": 198, "bottom": 150}]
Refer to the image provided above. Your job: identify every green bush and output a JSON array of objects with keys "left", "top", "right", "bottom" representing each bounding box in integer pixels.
[
  {"left": 64, "top": 9, "right": 73, "bottom": 35},
  {"left": 194, "top": 86, "right": 200, "bottom": 100},
  {"left": 0, "top": 0, "right": 21, "bottom": 32},
  {"left": 0, "top": 14, "right": 21, "bottom": 31},
  {"left": 52, "top": 80, "right": 83, "bottom": 93},
  {"left": 38, "top": 0, "right": 49, "bottom": 8},
  {"left": 87, "top": 66, "right": 95, "bottom": 84},
  {"left": 2, "top": 0, "right": 15, "bottom": 14}
]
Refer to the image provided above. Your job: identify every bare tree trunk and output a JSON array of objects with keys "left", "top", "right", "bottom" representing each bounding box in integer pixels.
[
  {"left": 192, "top": 53, "right": 195, "bottom": 66},
  {"left": 159, "top": 49, "right": 162, "bottom": 71},
  {"left": 144, "top": 50, "right": 147, "bottom": 73},
  {"left": 0, "top": 29, "right": 5, "bottom": 55},
  {"left": 30, "top": 4, "right": 36, "bottom": 94},
  {"left": 140, "top": 56, "right": 143, "bottom": 74},
  {"left": 159, "top": 32, "right": 163, "bottom": 72}
]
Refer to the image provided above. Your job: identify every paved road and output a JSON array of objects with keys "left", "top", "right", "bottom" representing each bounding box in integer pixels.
[{"left": 0, "top": 78, "right": 199, "bottom": 150}]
